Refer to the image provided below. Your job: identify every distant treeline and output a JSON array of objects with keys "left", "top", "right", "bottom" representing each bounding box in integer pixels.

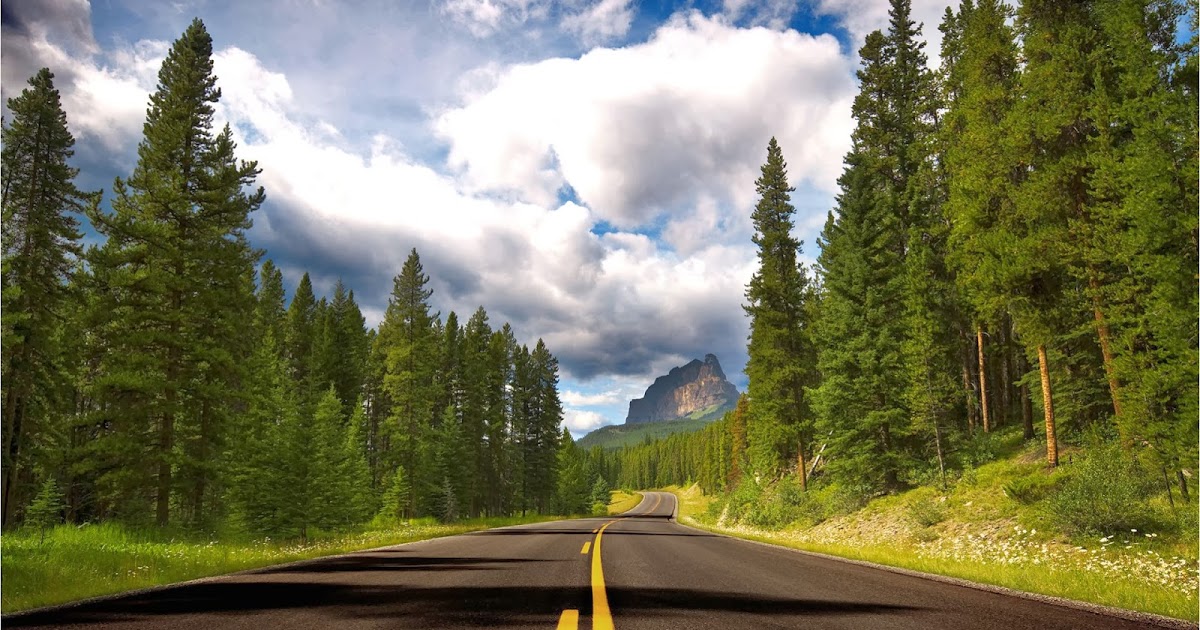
[
  {"left": 606, "top": 0, "right": 1197, "bottom": 501},
  {"left": 1, "top": 19, "right": 602, "bottom": 536}
]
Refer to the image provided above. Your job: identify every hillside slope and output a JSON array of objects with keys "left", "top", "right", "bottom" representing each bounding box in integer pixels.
[
  {"left": 667, "top": 430, "right": 1199, "bottom": 621},
  {"left": 579, "top": 404, "right": 728, "bottom": 450}
]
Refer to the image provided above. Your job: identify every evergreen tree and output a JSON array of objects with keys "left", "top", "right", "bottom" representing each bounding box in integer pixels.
[
  {"left": 86, "top": 19, "right": 263, "bottom": 524},
  {"left": 1, "top": 68, "right": 96, "bottom": 525},
  {"left": 327, "top": 281, "right": 367, "bottom": 416},
  {"left": 743, "top": 138, "right": 816, "bottom": 487},
  {"left": 813, "top": 6, "right": 931, "bottom": 491},
  {"left": 380, "top": 249, "right": 439, "bottom": 517},
  {"left": 340, "top": 398, "right": 375, "bottom": 524},
  {"left": 24, "top": 476, "right": 64, "bottom": 544},
  {"left": 285, "top": 273, "right": 318, "bottom": 406}
]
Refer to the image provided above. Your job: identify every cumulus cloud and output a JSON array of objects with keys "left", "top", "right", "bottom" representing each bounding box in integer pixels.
[
  {"left": 435, "top": 11, "right": 855, "bottom": 231},
  {"left": 563, "top": 409, "right": 608, "bottom": 433},
  {"left": 3, "top": 3, "right": 865, "bottom": 433},
  {"left": 1, "top": 1, "right": 158, "bottom": 154}
]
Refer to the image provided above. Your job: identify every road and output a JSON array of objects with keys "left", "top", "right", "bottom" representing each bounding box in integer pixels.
[{"left": 5, "top": 491, "right": 1181, "bottom": 629}]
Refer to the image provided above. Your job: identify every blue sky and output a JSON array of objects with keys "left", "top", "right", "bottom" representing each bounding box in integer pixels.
[{"left": 1, "top": 0, "right": 961, "bottom": 436}]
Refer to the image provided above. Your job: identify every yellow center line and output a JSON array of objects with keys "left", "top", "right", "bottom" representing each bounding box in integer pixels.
[
  {"left": 591, "top": 520, "right": 616, "bottom": 630},
  {"left": 581, "top": 541, "right": 591, "bottom": 554},
  {"left": 556, "top": 609, "right": 579, "bottom": 630}
]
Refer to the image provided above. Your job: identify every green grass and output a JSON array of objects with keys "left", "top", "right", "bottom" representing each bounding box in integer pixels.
[
  {"left": 1, "top": 514, "right": 565, "bottom": 614},
  {"left": 660, "top": 437, "right": 1200, "bottom": 623},
  {"left": 608, "top": 490, "right": 643, "bottom": 515}
]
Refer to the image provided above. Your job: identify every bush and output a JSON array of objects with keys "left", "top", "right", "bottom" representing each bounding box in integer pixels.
[
  {"left": 1046, "top": 443, "right": 1162, "bottom": 536},
  {"left": 906, "top": 496, "right": 947, "bottom": 528},
  {"left": 1003, "top": 474, "right": 1059, "bottom": 505}
]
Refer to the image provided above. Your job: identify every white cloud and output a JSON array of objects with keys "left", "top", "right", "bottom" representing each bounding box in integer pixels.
[
  {"left": 562, "top": 389, "right": 624, "bottom": 407},
  {"left": 0, "top": 11, "right": 161, "bottom": 154},
  {"left": 561, "top": 0, "right": 635, "bottom": 45},
  {"left": 435, "top": 11, "right": 855, "bottom": 231},
  {"left": 815, "top": 0, "right": 955, "bottom": 65},
  {"left": 4, "top": 6, "right": 850, "bottom": 407},
  {"left": 441, "top": 0, "right": 550, "bottom": 37},
  {"left": 563, "top": 408, "right": 608, "bottom": 433}
]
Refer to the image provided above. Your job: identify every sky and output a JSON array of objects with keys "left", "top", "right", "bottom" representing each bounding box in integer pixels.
[{"left": 1, "top": 0, "right": 960, "bottom": 437}]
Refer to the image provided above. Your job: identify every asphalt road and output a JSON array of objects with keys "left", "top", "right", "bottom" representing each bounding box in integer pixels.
[{"left": 5, "top": 492, "right": 1183, "bottom": 629}]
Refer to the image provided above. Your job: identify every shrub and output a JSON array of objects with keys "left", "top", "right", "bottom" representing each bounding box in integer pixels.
[
  {"left": 1046, "top": 443, "right": 1162, "bottom": 536},
  {"left": 1003, "top": 474, "right": 1059, "bottom": 505},
  {"left": 907, "top": 496, "right": 947, "bottom": 528}
]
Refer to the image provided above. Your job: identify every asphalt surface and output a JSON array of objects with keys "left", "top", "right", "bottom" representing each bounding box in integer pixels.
[{"left": 4, "top": 491, "right": 1185, "bottom": 629}]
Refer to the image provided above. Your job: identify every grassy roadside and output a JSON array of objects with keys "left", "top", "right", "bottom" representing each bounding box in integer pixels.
[
  {"left": 608, "top": 490, "right": 643, "bottom": 514},
  {"left": 1, "top": 514, "right": 566, "bottom": 613},
  {"left": 664, "top": 483, "right": 1199, "bottom": 622}
]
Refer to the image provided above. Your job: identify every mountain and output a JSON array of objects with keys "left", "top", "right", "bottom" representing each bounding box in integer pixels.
[{"left": 625, "top": 353, "right": 739, "bottom": 424}]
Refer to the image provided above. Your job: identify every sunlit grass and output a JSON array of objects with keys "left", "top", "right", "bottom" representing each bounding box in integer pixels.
[
  {"left": 666, "top": 483, "right": 1199, "bottom": 622},
  {"left": 608, "top": 490, "right": 643, "bottom": 515},
  {"left": 1, "top": 514, "right": 563, "bottom": 614}
]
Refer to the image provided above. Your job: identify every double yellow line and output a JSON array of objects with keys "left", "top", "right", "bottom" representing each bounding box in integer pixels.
[
  {"left": 559, "top": 493, "right": 666, "bottom": 629},
  {"left": 559, "top": 519, "right": 615, "bottom": 630}
]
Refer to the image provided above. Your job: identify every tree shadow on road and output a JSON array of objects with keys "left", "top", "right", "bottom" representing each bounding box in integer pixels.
[{"left": 5, "top": 581, "right": 924, "bottom": 628}]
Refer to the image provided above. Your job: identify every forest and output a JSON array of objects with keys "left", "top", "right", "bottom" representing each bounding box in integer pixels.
[
  {"left": 1, "top": 20, "right": 606, "bottom": 539},
  {"left": 3, "top": 0, "right": 1197, "bottom": 543},
  {"left": 603, "top": 0, "right": 1198, "bottom": 524}
]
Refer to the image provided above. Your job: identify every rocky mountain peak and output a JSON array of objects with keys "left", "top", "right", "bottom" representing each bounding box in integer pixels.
[{"left": 625, "top": 354, "right": 739, "bottom": 424}]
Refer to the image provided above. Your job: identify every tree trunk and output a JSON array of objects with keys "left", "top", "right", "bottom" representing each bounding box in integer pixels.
[
  {"left": 977, "top": 326, "right": 990, "bottom": 433},
  {"left": 1037, "top": 345, "right": 1058, "bottom": 467},
  {"left": 934, "top": 422, "right": 946, "bottom": 490},
  {"left": 961, "top": 355, "right": 977, "bottom": 434},
  {"left": 1088, "top": 275, "right": 1123, "bottom": 429},
  {"left": 1178, "top": 469, "right": 1191, "bottom": 504},
  {"left": 796, "top": 439, "right": 808, "bottom": 492},
  {"left": 2, "top": 381, "right": 25, "bottom": 527},
  {"left": 157, "top": 410, "right": 173, "bottom": 526},
  {"left": 1000, "top": 319, "right": 1013, "bottom": 426},
  {"left": 1020, "top": 381, "right": 1035, "bottom": 440}
]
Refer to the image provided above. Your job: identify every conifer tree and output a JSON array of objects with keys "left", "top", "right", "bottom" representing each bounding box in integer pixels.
[
  {"left": 813, "top": 1, "right": 934, "bottom": 490},
  {"left": 1, "top": 69, "right": 96, "bottom": 525},
  {"left": 285, "top": 273, "right": 318, "bottom": 405},
  {"left": 381, "top": 249, "right": 439, "bottom": 517},
  {"left": 528, "top": 339, "right": 563, "bottom": 512},
  {"left": 86, "top": 19, "right": 263, "bottom": 524},
  {"left": 340, "top": 399, "right": 375, "bottom": 524},
  {"left": 743, "top": 138, "right": 816, "bottom": 487},
  {"left": 461, "top": 307, "right": 492, "bottom": 517}
]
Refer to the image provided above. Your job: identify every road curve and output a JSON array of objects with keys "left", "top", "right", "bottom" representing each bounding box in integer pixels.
[{"left": 3, "top": 491, "right": 1185, "bottom": 629}]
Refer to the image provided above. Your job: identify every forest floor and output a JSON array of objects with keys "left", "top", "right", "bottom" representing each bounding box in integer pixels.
[
  {"left": 0, "top": 514, "right": 568, "bottom": 613},
  {"left": 665, "top": 444, "right": 1199, "bottom": 622}
]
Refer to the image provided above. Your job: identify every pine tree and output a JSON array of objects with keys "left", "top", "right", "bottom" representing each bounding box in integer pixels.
[
  {"left": 226, "top": 275, "right": 293, "bottom": 536},
  {"left": 327, "top": 281, "right": 367, "bottom": 417},
  {"left": 528, "top": 340, "right": 563, "bottom": 512},
  {"left": 285, "top": 273, "right": 318, "bottom": 407},
  {"left": 461, "top": 307, "right": 492, "bottom": 516},
  {"left": 1, "top": 68, "right": 97, "bottom": 525},
  {"left": 380, "top": 249, "right": 439, "bottom": 517},
  {"left": 484, "top": 326, "right": 515, "bottom": 515},
  {"left": 743, "top": 138, "right": 817, "bottom": 487},
  {"left": 727, "top": 395, "right": 749, "bottom": 487},
  {"left": 341, "top": 399, "right": 375, "bottom": 524},
  {"left": 813, "top": 2, "right": 934, "bottom": 491},
  {"left": 86, "top": 19, "right": 263, "bottom": 524},
  {"left": 24, "top": 476, "right": 64, "bottom": 544}
]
